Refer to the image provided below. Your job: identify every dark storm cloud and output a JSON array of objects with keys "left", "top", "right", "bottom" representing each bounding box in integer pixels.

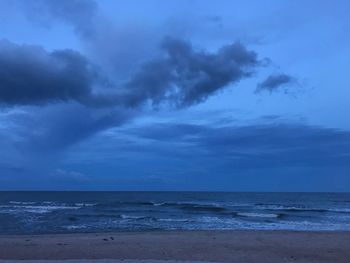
[
  {"left": 125, "top": 121, "right": 350, "bottom": 169},
  {"left": 0, "top": 0, "right": 298, "bottom": 177},
  {"left": 0, "top": 35, "right": 266, "bottom": 172},
  {"left": 256, "top": 73, "right": 294, "bottom": 93},
  {"left": 0, "top": 38, "right": 262, "bottom": 108},
  {"left": 20, "top": 0, "right": 98, "bottom": 38},
  {"left": 0, "top": 40, "right": 101, "bottom": 106},
  {"left": 14, "top": 0, "right": 292, "bottom": 108},
  {"left": 124, "top": 37, "right": 260, "bottom": 107}
]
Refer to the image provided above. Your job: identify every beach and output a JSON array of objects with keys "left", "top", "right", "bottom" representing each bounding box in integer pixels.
[{"left": 0, "top": 230, "right": 349, "bottom": 263}]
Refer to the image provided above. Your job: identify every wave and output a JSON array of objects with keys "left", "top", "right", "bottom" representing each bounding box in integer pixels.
[
  {"left": 328, "top": 208, "right": 350, "bottom": 213},
  {"left": 92, "top": 201, "right": 350, "bottom": 216},
  {"left": 120, "top": 214, "right": 157, "bottom": 221},
  {"left": 237, "top": 212, "right": 282, "bottom": 218},
  {"left": 279, "top": 208, "right": 327, "bottom": 213},
  {"left": 43, "top": 201, "right": 57, "bottom": 205},
  {"left": 254, "top": 204, "right": 337, "bottom": 213},
  {"left": 253, "top": 203, "right": 350, "bottom": 214},
  {"left": 9, "top": 201, "right": 36, "bottom": 205},
  {"left": 59, "top": 217, "right": 350, "bottom": 232},
  {"left": 64, "top": 225, "right": 88, "bottom": 230},
  {"left": 158, "top": 202, "right": 228, "bottom": 212},
  {"left": 158, "top": 218, "right": 192, "bottom": 222},
  {"left": 0, "top": 204, "right": 80, "bottom": 214},
  {"left": 75, "top": 213, "right": 122, "bottom": 219},
  {"left": 74, "top": 203, "right": 97, "bottom": 207},
  {"left": 94, "top": 201, "right": 158, "bottom": 208},
  {"left": 93, "top": 201, "right": 230, "bottom": 215}
]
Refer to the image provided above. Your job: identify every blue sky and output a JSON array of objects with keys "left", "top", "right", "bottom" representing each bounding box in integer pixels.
[{"left": 0, "top": 0, "right": 349, "bottom": 191}]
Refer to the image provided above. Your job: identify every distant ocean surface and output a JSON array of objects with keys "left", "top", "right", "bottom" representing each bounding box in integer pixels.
[{"left": 1, "top": 192, "right": 350, "bottom": 234}]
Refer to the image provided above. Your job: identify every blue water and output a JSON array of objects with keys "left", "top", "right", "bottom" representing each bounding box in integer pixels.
[{"left": 0, "top": 192, "right": 350, "bottom": 234}]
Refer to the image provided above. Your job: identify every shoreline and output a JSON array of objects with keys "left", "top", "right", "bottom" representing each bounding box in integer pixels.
[
  {"left": 1, "top": 228, "right": 350, "bottom": 237},
  {"left": 0, "top": 230, "right": 349, "bottom": 262}
]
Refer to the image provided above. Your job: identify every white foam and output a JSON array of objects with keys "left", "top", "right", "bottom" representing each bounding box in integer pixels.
[
  {"left": 158, "top": 218, "right": 191, "bottom": 222},
  {"left": 237, "top": 212, "right": 279, "bottom": 218},
  {"left": 75, "top": 203, "right": 97, "bottom": 207},
  {"left": 120, "top": 215, "right": 145, "bottom": 220},
  {"left": 9, "top": 201, "right": 36, "bottom": 205},
  {"left": 0, "top": 205, "right": 80, "bottom": 214},
  {"left": 64, "top": 225, "right": 88, "bottom": 230}
]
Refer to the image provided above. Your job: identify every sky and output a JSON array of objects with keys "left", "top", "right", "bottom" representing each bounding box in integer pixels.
[{"left": 0, "top": 0, "right": 349, "bottom": 191}]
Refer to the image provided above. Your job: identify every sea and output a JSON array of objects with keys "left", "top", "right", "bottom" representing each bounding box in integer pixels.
[{"left": 0, "top": 192, "right": 350, "bottom": 234}]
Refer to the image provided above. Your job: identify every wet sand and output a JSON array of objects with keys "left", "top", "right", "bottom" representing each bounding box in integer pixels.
[
  {"left": 0, "top": 231, "right": 349, "bottom": 262},
  {"left": 0, "top": 261, "right": 214, "bottom": 263}
]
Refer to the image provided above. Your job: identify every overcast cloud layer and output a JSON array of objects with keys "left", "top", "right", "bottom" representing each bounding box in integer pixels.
[{"left": 0, "top": 0, "right": 349, "bottom": 191}]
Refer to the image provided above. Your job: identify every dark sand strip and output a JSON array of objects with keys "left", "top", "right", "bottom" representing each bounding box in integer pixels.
[
  {"left": 0, "top": 261, "right": 215, "bottom": 263},
  {"left": 0, "top": 231, "right": 349, "bottom": 263}
]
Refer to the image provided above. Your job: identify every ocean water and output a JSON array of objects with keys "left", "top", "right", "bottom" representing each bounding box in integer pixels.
[{"left": 0, "top": 192, "right": 350, "bottom": 234}]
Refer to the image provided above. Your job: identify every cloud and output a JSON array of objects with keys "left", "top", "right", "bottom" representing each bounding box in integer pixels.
[
  {"left": 256, "top": 73, "right": 294, "bottom": 93},
  {"left": 50, "top": 168, "right": 89, "bottom": 182},
  {"left": 15, "top": 0, "right": 294, "bottom": 108},
  {"left": 0, "top": 37, "right": 263, "bottom": 109},
  {"left": 0, "top": 40, "right": 103, "bottom": 106},
  {"left": 20, "top": 0, "right": 98, "bottom": 38},
  {"left": 23, "top": 103, "right": 135, "bottom": 151},
  {"left": 0, "top": 36, "right": 296, "bottom": 175},
  {"left": 19, "top": 0, "right": 159, "bottom": 80},
  {"left": 0, "top": 35, "right": 266, "bottom": 176},
  {"left": 0, "top": 0, "right": 302, "bottom": 186},
  {"left": 123, "top": 37, "right": 261, "bottom": 107},
  {"left": 0, "top": 103, "right": 136, "bottom": 183},
  {"left": 123, "top": 121, "right": 350, "bottom": 169}
]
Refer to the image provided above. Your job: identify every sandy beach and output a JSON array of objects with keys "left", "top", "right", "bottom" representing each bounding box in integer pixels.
[{"left": 0, "top": 231, "right": 349, "bottom": 262}]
